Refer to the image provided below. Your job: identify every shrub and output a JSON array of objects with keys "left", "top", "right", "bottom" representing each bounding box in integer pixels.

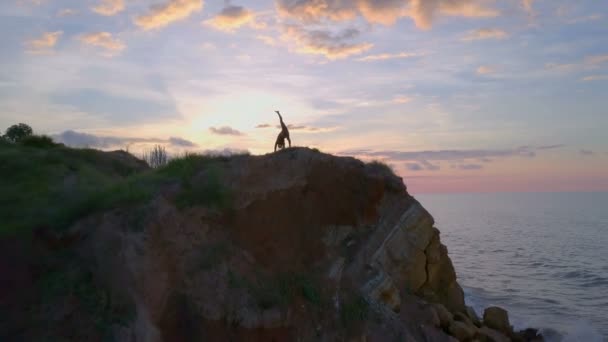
[
  {"left": 175, "top": 165, "right": 230, "bottom": 209},
  {"left": 157, "top": 153, "right": 203, "bottom": 180},
  {"left": 247, "top": 272, "right": 324, "bottom": 310},
  {"left": 4, "top": 123, "right": 33, "bottom": 143},
  {"left": 142, "top": 145, "right": 168, "bottom": 168},
  {"left": 37, "top": 264, "right": 136, "bottom": 335},
  {"left": 20, "top": 135, "right": 58, "bottom": 148},
  {"left": 341, "top": 294, "right": 369, "bottom": 327},
  {"left": 368, "top": 160, "right": 394, "bottom": 174}
]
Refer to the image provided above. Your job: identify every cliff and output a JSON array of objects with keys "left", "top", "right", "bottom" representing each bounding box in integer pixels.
[{"left": 0, "top": 145, "right": 541, "bottom": 341}]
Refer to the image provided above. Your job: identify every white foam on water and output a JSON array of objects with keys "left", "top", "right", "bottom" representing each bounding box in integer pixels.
[
  {"left": 464, "top": 287, "right": 606, "bottom": 342},
  {"left": 559, "top": 321, "right": 605, "bottom": 342}
]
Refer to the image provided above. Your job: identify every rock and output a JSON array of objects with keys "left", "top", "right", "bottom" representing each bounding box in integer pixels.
[
  {"left": 422, "top": 240, "right": 466, "bottom": 313},
  {"left": 429, "top": 306, "right": 442, "bottom": 328},
  {"left": 454, "top": 312, "right": 473, "bottom": 327},
  {"left": 261, "top": 308, "right": 283, "bottom": 329},
  {"left": 21, "top": 147, "right": 482, "bottom": 341},
  {"left": 477, "top": 326, "right": 510, "bottom": 342},
  {"left": 368, "top": 273, "right": 401, "bottom": 312},
  {"left": 399, "top": 295, "right": 441, "bottom": 328},
  {"left": 453, "top": 311, "right": 480, "bottom": 339},
  {"left": 421, "top": 324, "right": 459, "bottom": 342},
  {"left": 483, "top": 307, "right": 512, "bottom": 335},
  {"left": 448, "top": 321, "right": 476, "bottom": 341},
  {"left": 466, "top": 306, "right": 482, "bottom": 327},
  {"left": 515, "top": 328, "right": 544, "bottom": 342},
  {"left": 432, "top": 303, "right": 454, "bottom": 329}
]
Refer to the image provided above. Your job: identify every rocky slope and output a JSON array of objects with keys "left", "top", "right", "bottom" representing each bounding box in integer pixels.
[{"left": 0, "top": 147, "right": 542, "bottom": 341}]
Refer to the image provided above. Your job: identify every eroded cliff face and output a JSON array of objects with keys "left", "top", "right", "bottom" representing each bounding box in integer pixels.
[
  {"left": 2, "top": 147, "right": 535, "bottom": 341},
  {"left": 70, "top": 148, "right": 468, "bottom": 341}
]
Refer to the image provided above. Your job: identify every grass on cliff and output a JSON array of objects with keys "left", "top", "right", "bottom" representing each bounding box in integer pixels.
[
  {"left": 33, "top": 249, "right": 136, "bottom": 338},
  {"left": 0, "top": 142, "right": 233, "bottom": 236},
  {"left": 236, "top": 271, "right": 324, "bottom": 310}
]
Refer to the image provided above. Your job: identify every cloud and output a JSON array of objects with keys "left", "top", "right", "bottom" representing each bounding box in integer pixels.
[
  {"left": 255, "top": 123, "right": 333, "bottom": 132},
  {"left": 209, "top": 126, "right": 244, "bottom": 136},
  {"left": 581, "top": 75, "right": 608, "bottom": 82},
  {"left": 421, "top": 160, "right": 440, "bottom": 170},
  {"left": 169, "top": 136, "right": 197, "bottom": 147},
  {"left": 462, "top": 28, "right": 508, "bottom": 41},
  {"left": 92, "top": 0, "right": 125, "bottom": 16},
  {"left": 416, "top": 0, "right": 499, "bottom": 29},
  {"left": 357, "top": 52, "right": 418, "bottom": 62},
  {"left": 275, "top": 0, "right": 499, "bottom": 29},
  {"left": 204, "top": 5, "right": 261, "bottom": 32},
  {"left": 566, "top": 14, "right": 602, "bottom": 24},
  {"left": 78, "top": 32, "right": 126, "bottom": 55},
  {"left": 200, "top": 42, "right": 217, "bottom": 50},
  {"left": 544, "top": 62, "right": 579, "bottom": 72},
  {"left": 547, "top": 55, "right": 608, "bottom": 75},
  {"left": 476, "top": 65, "right": 496, "bottom": 75},
  {"left": 342, "top": 146, "right": 543, "bottom": 163},
  {"left": 537, "top": 144, "right": 565, "bottom": 150},
  {"left": 521, "top": 0, "right": 534, "bottom": 14},
  {"left": 393, "top": 95, "right": 412, "bottom": 104},
  {"left": 585, "top": 55, "right": 608, "bottom": 65},
  {"left": 281, "top": 25, "right": 373, "bottom": 60},
  {"left": 17, "top": 0, "right": 46, "bottom": 5},
  {"left": 580, "top": 149, "right": 594, "bottom": 156},
  {"left": 276, "top": 0, "right": 357, "bottom": 23},
  {"left": 256, "top": 35, "right": 277, "bottom": 46},
  {"left": 200, "top": 148, "right": 250, "bottom": 156},
  {"left": 135, "top": 0, "right": 204, "bottom": 30},
  {"left": 457, "top": 164, "right": 483, "bottom": 170},
  {"left": 286, "top": 124, "right": 333, "bottom": 132},
  {"left": 406, "top": 163, "right": 423, "bottom": 171},
  {"left": 24, "top": 31, "right": 62, "bottom": 54},
  {"left": 53, "top": 130, "right": 197, "bottom": 149},
  {"left": 405, "top": 159, "right": 440, "bottom": 171},
  {"left": 51, "top": 88, "right": 178, "bottom": 124},
  {"left": 57, "top": 9, "right": 77, "bottom": 17}
]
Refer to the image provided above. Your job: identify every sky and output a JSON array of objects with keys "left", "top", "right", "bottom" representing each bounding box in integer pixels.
[{"left": 0, "top": 0, "right": 607, "bottom": 193}]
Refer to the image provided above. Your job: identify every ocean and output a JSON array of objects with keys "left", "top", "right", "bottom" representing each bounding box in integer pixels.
[{"left": 416, "top": 192, "right": 608, "bottom": 341}]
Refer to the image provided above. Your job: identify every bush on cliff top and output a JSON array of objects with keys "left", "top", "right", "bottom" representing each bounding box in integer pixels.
[
  {"left": 3, "top": 123, "right": 33, "bottom": 143},
  {"left": 19, "top": 135, "right": 59, "bottom": 148},
  {"left": 0, "top": 143, "right": 232, "bottom": 235}
]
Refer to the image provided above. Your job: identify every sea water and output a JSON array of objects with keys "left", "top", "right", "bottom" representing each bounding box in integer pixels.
[{"left": 416, "top": 192, "right": 607, "bottom": 341}]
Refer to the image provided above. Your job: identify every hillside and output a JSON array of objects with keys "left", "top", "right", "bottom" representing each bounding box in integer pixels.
[{"left": 0, "top": 144, "right": 542, "bottom": 341}]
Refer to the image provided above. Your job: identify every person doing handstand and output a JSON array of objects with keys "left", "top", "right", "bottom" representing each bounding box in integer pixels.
[{"left": 274, "top": 110, "right": 291, "bottom": 152}]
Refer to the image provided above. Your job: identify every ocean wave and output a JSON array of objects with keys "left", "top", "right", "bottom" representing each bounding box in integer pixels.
[{"left": 558, "top": 321, "right": 605, "bottom": 342}]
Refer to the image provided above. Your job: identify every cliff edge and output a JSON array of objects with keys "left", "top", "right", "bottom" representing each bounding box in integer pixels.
[{"left": 0, "top": 146, "right": 541, "bottom": 341}]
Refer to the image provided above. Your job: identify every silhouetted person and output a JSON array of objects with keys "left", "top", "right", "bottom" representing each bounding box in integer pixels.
[{"left": 274, "top": 110, "right": 291, "bottom": 152}]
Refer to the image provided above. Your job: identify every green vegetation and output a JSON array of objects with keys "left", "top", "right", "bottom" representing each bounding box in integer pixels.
[
  {"left": 37, "top": 262, "right": 136, "bottom": 335},
  {"left": 176, "top": 164, "right": 231, "bottom": 209},
  {"left": 243, "top": 271, "right": 324, "bottom": 310},
  {"left": 340, "top": 293, "right": 369, "bottom": 327},
  {"left": 142, "top": 144, "right": 168, "bottom": 168},
  {"left": 19, "top": 135, "right": 58, "bottom": 148},
  {"left": 0, "top": 144, "right": 128, "bottom": 234},
  {"left": 0, "top": 142, "right": 233, "bottom": 236},
  {"left": 3, "top": 123, "right": 33, "bottom": 143},
  {"left": 198, "top": 242, "right": 231, "bottom": 270},
  {"left": 368, "top": 160, "right": 395, "bottom": 174}
]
